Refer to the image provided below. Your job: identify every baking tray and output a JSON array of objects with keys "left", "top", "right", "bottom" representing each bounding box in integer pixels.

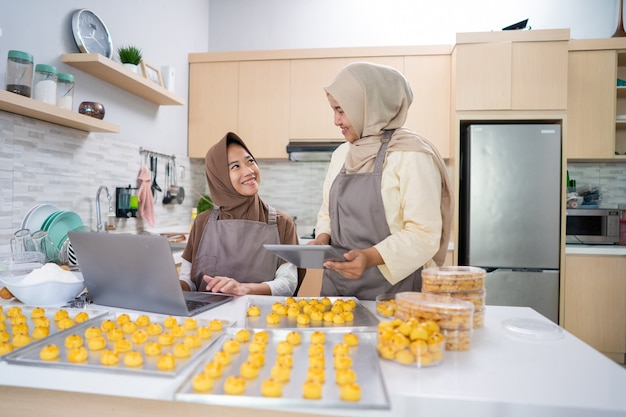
[
  {"left": 5, "top": 311, "right": 232, "bottom": 377},
  {"left": 175, "top": 327, "right": 390, "bottom": 410},
  {"left": 0, "top": 305, "right": 109, "bottom": 360},
  {"left": 244, "top": 296, "right": 379, "bottom": 330}
]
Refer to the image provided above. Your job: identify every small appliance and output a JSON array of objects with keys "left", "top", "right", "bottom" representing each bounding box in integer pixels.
[{"left": 566, "top": 208, "right": 621, "bottom": 244}]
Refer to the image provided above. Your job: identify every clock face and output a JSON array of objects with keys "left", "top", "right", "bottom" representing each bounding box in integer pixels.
[{"left": 71, "top": 9, "right": 113, "bottom": 59}]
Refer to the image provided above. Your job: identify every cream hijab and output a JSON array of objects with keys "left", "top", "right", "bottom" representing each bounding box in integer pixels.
[{"left": 324, "top": 62, "right": 454, "bottom": 266}]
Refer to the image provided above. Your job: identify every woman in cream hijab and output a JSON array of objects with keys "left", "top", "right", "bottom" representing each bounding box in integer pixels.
[
  {"left": 310, "top": 62, "right": 453, "bottom": 300},
  {"left": 180, "top": 132, "right": 300, "bottom": 296}
]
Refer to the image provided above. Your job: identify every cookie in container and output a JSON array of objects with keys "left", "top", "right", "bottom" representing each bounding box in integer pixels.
[
  {"left": 376, "top": 317, "right": 444, "bottom": 367},
  {"left": 395, "top": 292, "right": 474, "bottom": 351}
]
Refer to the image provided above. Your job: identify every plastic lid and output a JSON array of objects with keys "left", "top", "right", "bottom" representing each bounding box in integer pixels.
[
  {"left": 8, "top": 50, "right": 33, "bottom": 62},
  {"left": 422, "top": 265, "right": 486, "bottom": 279},
  {"left": 35, "top": 64, "right": 58, "bottom": 75},
  {"left": 502, "top": 317, "right": 564, "bottom": 342},
  {"left": 57, "top": 72, "right": 74, "bottom": 83},
  {"left": 396, "top": 292, "right": 475, "bottom": 313}
]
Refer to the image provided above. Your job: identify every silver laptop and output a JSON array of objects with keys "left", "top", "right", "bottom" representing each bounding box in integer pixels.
[
  {"left": 68, "top": 232, "right": 233, "bottom": 316},
  {"left": 263, "top": 244, "right": 346, "bottom": 268}
]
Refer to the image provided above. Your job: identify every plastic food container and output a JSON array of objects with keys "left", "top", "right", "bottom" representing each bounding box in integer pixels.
[
  {"left": 375, "top": 293, "right": 396, "bottom": 318},
  {"left": 440, "top": 328, "right": 473, "bottom": 351},
  {"left": 6, "top": 50, "right": 33, "bottom": 97},
  {"left": 376, "top": 318, "right": 444, "bottom": 367},
  {"left": 395, "top": 292, "right": 475, "bottom": 350},
  {"left": 424, "top": 289, "right": 486, "bottom": 328},
  {"left": 56, "top": 72, "right": 74, "bottom": 110},
  {"left": 422, "top": 266, "right": 486, "bottom": 292}
]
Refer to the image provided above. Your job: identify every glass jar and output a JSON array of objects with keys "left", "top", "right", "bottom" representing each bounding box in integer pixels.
[
  {"left": 33, "top": 64, "right": 58, "bottom": 105},
  {"left": 6, "top": 50, "right": 33, "bottom": 97},
  {"left": 56, "top": 72, "right": 74, "bottom": 110}
]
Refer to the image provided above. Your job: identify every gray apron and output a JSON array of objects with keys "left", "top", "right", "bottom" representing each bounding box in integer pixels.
[
  {"left": 321, "top": 130, "right": 422, "bottom": 300},
  {"left": 191, "top": 205, "right": 281, "bottom": 291}
]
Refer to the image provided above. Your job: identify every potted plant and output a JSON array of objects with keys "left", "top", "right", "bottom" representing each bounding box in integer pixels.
[{"left": 117, "top": 45, "right": 143, "bottom": 73}]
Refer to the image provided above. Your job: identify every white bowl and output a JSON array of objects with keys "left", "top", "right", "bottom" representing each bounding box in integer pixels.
[{"left": 0, "top": 270, "right": 84, "bottom": 306}]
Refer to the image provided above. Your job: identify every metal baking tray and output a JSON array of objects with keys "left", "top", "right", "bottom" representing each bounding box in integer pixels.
[
  {"left": 0, "top": 305, "right": 109, "bottom": 360},
  {"left": 244, "top": 296, "right": 379, "bottom": 330},
  {"left": 175, "top": 327, "right": 390, "bottom": 410},
  {"left": 5, "top": 311, "right": 231, "bottom": 377}
]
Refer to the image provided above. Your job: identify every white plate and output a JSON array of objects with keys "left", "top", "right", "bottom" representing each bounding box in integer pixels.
[{"left": 22, "top": 204, "right": 60, "bottom": 233}]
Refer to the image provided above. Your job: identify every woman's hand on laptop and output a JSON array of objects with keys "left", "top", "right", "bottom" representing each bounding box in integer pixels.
[{"left": 203, "top": 275, "right": 248, "bottom": 296}]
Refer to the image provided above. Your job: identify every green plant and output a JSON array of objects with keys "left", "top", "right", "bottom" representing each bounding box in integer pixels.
[
  {"left": 117, "top": 45, "right": 143, "bottom": 65},
  {"left": 197, "top": 195, "right": 214, "bottom": 214}
]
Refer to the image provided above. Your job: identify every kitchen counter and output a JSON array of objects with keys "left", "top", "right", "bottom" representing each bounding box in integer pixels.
[
  {"left": 566, "top": 244, "right": 626, "bottom": 256},
  {"left": 1, "top": 297, "right": 625, "bottom": 417}
]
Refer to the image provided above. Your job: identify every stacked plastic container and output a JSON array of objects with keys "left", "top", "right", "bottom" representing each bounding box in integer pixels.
[
  {"left": 421, "top": 266, "right": 486, "bottom": 329},
  {"left": 395, "top": 292, "right": 475, "bottom": 351}
]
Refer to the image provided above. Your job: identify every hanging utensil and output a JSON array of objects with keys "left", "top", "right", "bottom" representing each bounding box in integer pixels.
[
  {"left": 171, "top": 159, "right": 185, "bottom": 204},
  {"left": 163, "top": 161, "right": 173, "bottom": 204}
]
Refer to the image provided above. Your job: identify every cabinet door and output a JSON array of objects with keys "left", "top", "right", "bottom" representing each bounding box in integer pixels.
[
  {"left": 455, "top": 42, "right": 512, "bottom": 110},
  {"left": 188, "top": 62, "right": 239, "bottom": 158},
  {"left": 238, "top": 60, "right": 290, "bottom": 159},
  {"left": 567, "top": 50, "right": 616, "bottom": 159},
  {"left": 289, "top": 57, "right": 404, "bottom": 141},
  {"left": 511, "top": 41, "right": 568, "bottom": 110},
  {"left": 564, "top": 255, "right": 626, "bottom": 360},
  {"left": 404, "top": 55, "right": 451, "bottom": 158}
]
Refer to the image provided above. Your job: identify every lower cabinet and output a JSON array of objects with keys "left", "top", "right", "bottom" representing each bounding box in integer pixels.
[{"left": 563, "top": 254, "right": 626, "bottom": 363}]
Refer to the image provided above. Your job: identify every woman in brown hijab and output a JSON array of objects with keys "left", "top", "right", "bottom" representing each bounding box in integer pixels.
[{"left": 179, "top": 132, "right": 300, "bottom": 296}]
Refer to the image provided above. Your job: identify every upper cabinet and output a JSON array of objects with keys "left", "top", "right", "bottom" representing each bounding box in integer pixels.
[
  {"left": 567, "top": 38, "right": 626, "bottom": 160},
  {"left": 189, "top": 46, "right": 452, "bottom": 159},
  {"left": 454, "top": 29, "right": 569, "bottom": 111}
]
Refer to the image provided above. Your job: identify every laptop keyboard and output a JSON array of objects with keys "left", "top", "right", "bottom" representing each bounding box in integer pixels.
[{"left": 186, "top": 299, "right": 210, "bottom": 311}]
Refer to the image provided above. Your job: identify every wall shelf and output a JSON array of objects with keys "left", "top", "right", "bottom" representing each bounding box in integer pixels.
[
  {"left": 0, "top": 90, "right": 119, "bottom": 133},
  {"left": 61, "top": 53, "right": 184, "bottom": 106}
]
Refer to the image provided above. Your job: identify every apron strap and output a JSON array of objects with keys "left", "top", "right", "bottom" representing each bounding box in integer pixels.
[{"left": 373, "top": 130, "right": 394, "bottom": 173}]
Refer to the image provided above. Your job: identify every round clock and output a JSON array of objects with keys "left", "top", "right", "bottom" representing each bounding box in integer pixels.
[{"left": 71, "top": 9, "right": 113, "bottom": 59}]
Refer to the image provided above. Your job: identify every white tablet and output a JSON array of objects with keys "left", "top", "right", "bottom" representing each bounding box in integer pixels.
[{"left": 263, "top": 244, "right": 346, "bottom": 268}]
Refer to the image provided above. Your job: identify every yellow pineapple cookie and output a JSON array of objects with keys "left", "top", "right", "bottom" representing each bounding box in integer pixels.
[
  {"left": 64, "top": 334, "right": 83, "bottom": 349},
  {"left": 208, "top": 319, "right": 223, "bottom": 331},
  {"left": 252, "top": 330, "right": 269, "bottom": 345},
  {"left": 184, "top": 334, "right": 201, "bottom": 349},
  {"left": 333, "top": 342, "right": 350, "bottom": 357},
  {"left": 335, "top": 368, "right": 357, "bottom": 385},
  {"left": 115, "top": 313, "right": 131, "bottom": 326},
  {"left": 30, "top": 307, "right": 45, "bottom": 318},
  {"left": 223, "top": 375, "right": 246, "bottom": 395},
  {"left": 67, "top": 346, "right": 88, "bottom": 363},
  {"left": 32, "top": 326, "right": 50, "bottom": 339},
  {"left": 247, "top": 305, "right": 261, "bottom": 317},
  {"left": 12, "top": 333, "right": 31, "bottom": 347},
  {"left": 248, "top": 341, "right": 266, "bottom": 354},
  {"left": 302, "top": 380, "right": 323, "bottom": 400},
  {"left": 163, "top": 316, "right": 178, "bottom": 328},
  {"left": 100, "top": 349, "right": 120, "bottom": 366},
  {"left": 7, "top": 306, "right": 22, "bottom": 318},
  {"left": 276, "top": 340, "right": 293, "bottom": 355},
  {"left": 276, "top": 353, "right": 293, "bottom": 369},
  {"left": 213, "top": 350, "right": 232, "bottom": 366},
  {"left": 84, "top": 326, "right": 102, "bottom": 339},
  {"left": 113, "top": 338, "right": 132, "bottom": 353},
  {"left": 107, "top": 328, "right": 124, "bottom": 342},
  {"left": 56, "top": 317, "right": 75, "bottom": 330},
  {"left": 270, "top": 363, "right": 291, "bottom": 383},
  {"left": 340, "top": 382, "right": 361, "bottom": 402},
  {"left": 157, "top": 333, "right": 175, "bottom": 346},
  {"left": 310, "top": 331, "right": 326, "bottom": 345},
  {"left": 343, "top": 332, "right": 359, "bottom": 347},
  {"left": 74, "top": 311, "right": 89, "bottom": 323},
  {"left": 32, "top": 316, "right": 50, "bottom": 328},
  {"left": 296, "top": 313, "right": 310, "bottom": 326},
  {"left": 234, "top": 329, "right": 251, "bottom": 343},
  {"left": 286, "top": 331, "right": 302, "bottom": 345},
  {"left": 239, "top": 360, "right": 260, "bottom": 379},
  {"left": 203, "top": 360, "right": 223, "bottom": 378},
  {"left": 87, "top": 336, "right": 107, "bottom": 351},
  {"left": 307, "top": 367, "right": 326, "bottom": 384},
  {"left": 146, "top": 322, "right": 163, "bottom": 336},
  {"left": 309, "top": 309, "right": 324, "bottom": 322},
  {"left": 192, "top": 372, "right": 214, "bottom": 392},
  {"left": 39, "top": 344, "right": 60, "bottom": 361},
  {"left": 131, "top": 329, "right": 149, "bottom": 344},
  {"left": 11, "top": 323, "right": 29, "bottom": 336},
  {"left": 173, "top": 343, "right": 191, "bottom": 358},
  {"left": 100, "top": 319, "right": 116, "bottom": 332},
  {"left": 0, "top": 342, "right": 14, "bottom": 355},
  {"left": 197, "top": 325, "right": 211, "bottom": 339},
  {"left": 144, "top": 342, "right": 162, "bottom": 356},
  {"left": 135, "top": 314, "right": 151, "bottom": 327},
  {"left": 183, "top": 317, "right": 198, "bottom": 330},
  {"left": 265, "top": 313, "right": 280, "bottom": 325},
  {"left": 10, "top": 315, "right": 27, "bottom": 326},
  {"left": 156, "top": 353, "right": 176, "bottom": 371},
  {"left": 124, "top": 350, "right": 144, "bottom": 368},
  {"left": 170, "top": 324, "right": 187, "bottom": 338},
  {"left": 261, "top": 377, "right": 283, "bottom": 397},
  {"left": 247, "top": 352, "right": 266, "bottom": 368},
  {"left": 0, "top": 331, "right": 9, "bottom": 343},
  {"left": 222, "top": 338, "right": 240, "bottom": 354},
  {"left": 122, "top": 321, "right": 138, "bottom": 334}
]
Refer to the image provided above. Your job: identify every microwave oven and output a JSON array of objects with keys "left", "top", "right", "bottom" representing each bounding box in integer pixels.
[{"left": 566, "top": 208, "right": 621, "bottom": 244}]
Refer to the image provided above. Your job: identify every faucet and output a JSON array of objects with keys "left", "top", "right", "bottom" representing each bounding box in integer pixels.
[{"left": 96, "top": 185, "right": 112, "bottom": 232}]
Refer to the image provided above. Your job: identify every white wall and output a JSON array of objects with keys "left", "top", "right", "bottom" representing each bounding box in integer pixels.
[
  {"left": 208, "top": 0, "right": 620, "bottom": 51},
  {"left": 0, "top": 0, "right": 209, "bottom": 157}
]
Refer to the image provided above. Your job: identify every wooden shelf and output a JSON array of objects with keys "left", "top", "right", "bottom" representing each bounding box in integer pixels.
[
  {"left": 0, "top": 90, "right": 119, "bottom": 133},
  {"left": 61, "top": 53, "right": 184, "bottom": 106},
  {"left": 617, "top": 86, "right": 626, "bottom": 98}
]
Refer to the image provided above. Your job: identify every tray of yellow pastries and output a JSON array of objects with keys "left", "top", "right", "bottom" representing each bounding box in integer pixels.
[
  {"left": 4, "top": 311, "right": 232, "bottom": 377},
  {"left": 244, "top": 296, "right": 379, "bottom": 330},
  {"left": 0, "top": 305, "right": 109, "bottom": 359},
  {"left": 175, "top": 327, "right": 390, "bottom": 410}
]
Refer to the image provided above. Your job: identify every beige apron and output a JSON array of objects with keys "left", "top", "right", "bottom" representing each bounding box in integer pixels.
[
  {"left": 191, "top": 205, "right": 281, "bottom": 291},
  {"left": 322, "top": 130, "right": 422, "bottom": 300}
]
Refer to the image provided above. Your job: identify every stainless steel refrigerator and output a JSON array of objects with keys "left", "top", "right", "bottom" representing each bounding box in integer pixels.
[{"left": 458, "top": 123, "right": 561, "bottom": 323}]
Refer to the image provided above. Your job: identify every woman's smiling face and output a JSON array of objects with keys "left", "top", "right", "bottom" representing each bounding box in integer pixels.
[{"left": 228, "top": 143, "right": 260, "bottom": 196}]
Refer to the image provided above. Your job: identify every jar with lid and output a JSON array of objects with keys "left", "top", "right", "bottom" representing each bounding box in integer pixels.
[
  {"left": 33, "top": 64, "right": 58, "bottom": 105},
  {"left": 5, "top": 50, "right": 33, "bottom": 97},
  {"left": 56, "top": 72, "right": 74, "bottom": 110}
]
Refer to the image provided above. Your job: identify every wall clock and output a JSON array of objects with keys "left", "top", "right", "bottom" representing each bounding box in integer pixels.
[{"left": 71, "top": 9, "right": 113, "bottom": 59}]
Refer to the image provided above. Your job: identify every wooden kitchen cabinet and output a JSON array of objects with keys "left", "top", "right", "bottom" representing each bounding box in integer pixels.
[
  {"left": 188, "top": 61, "right": 238, "bottom": 158},
  {"left": 563, "top": 254, "right": 626, "bottom": 363},
  {"left": 455, "top": 30, "right": 568, "bottom": 111},
  {"left": 289, "top": 56, "right": 404, "bottom": 142}
]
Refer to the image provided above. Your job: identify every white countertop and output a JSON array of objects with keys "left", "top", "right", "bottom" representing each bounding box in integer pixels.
[
  {"left": 1, "top": 296, "right": 625, "bottom": 417},
  {"left": 566, "top": 244, "right": 626, "bottom": 255}
]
